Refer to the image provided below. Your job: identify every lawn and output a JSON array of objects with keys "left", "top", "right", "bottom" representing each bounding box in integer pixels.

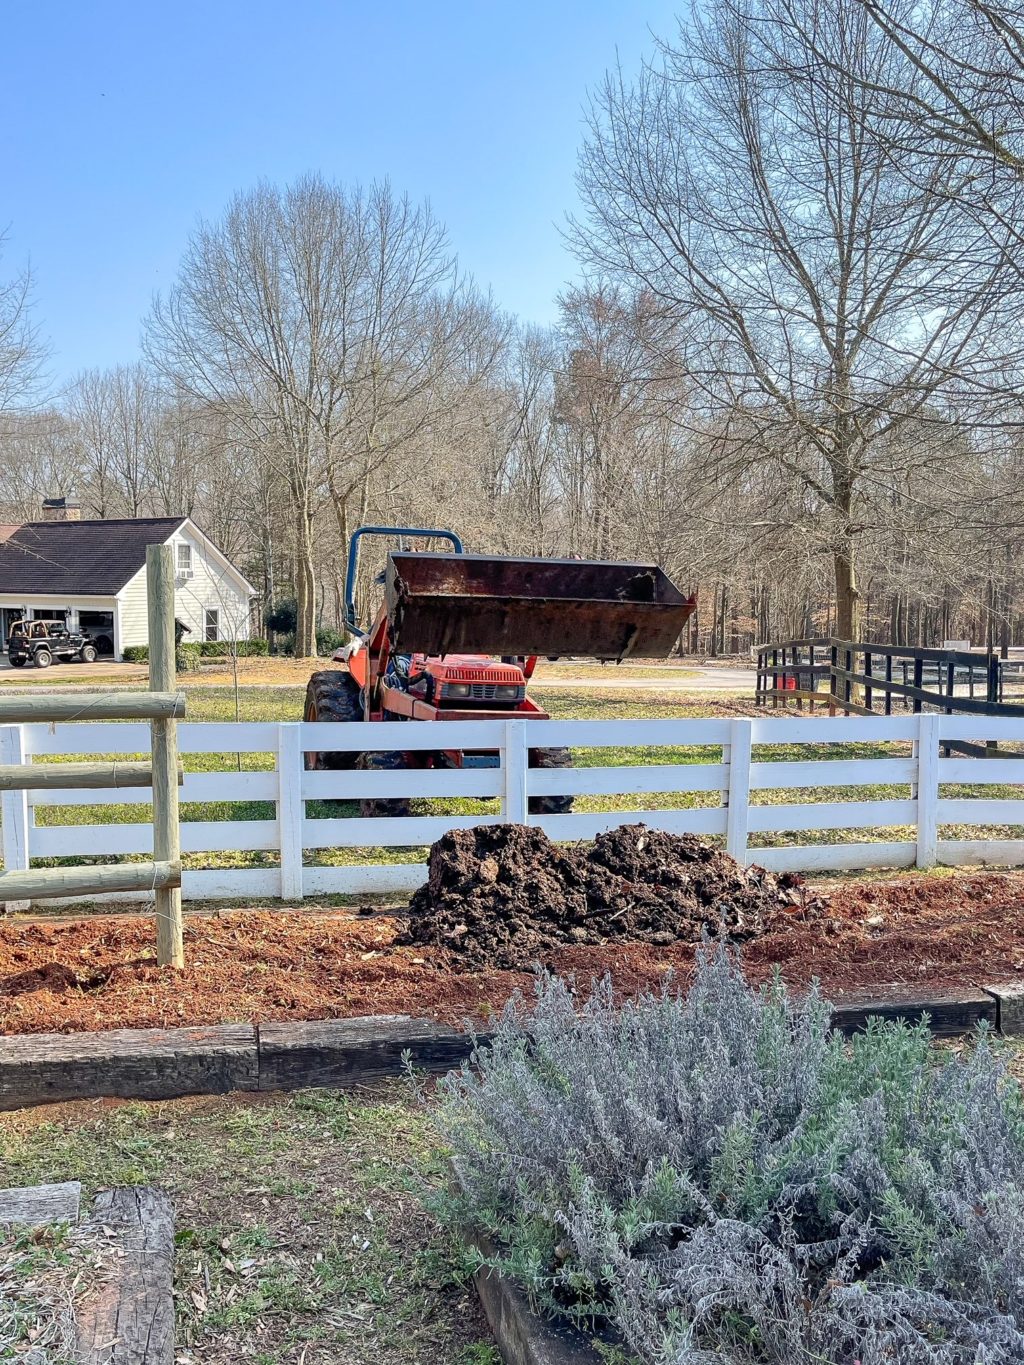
[{"left": 0, "top": 1083, "right": 496, "bottom": 1365}]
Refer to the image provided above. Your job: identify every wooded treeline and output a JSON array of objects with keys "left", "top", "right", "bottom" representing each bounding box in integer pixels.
[{"left": 3, "top": 0, "right": 1024, "bottom": 657}]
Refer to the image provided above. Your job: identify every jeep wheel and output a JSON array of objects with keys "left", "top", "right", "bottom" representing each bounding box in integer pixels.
[
  {"left": 9, "top": 657, "right": 25, "bottom": 668},
  {"left": 34, "top": 649, "right": 52, "bottom": 669},
  {"left": 79, "top": 644, "right": 98, "bottom": 663}
]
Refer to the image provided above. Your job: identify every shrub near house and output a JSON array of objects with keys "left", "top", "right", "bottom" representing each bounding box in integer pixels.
[
  {"left": 434, "top": 951, "right": 1024, "bottom": 1365},
  {"left": 121, "top": 639, "right": 269, "bottom": 663}
]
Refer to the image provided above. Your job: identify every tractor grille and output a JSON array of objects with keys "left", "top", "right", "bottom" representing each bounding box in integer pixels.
[{"left": 444, "top": 665, "right": 523, "bottom": 685}]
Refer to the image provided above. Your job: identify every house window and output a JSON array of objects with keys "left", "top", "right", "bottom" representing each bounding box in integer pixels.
[
  {"left": 176, "top": 543, "right": 193, "bottom": 573},
  {"left": 204, "top": 608, "right": 219, "bottom": 642}
]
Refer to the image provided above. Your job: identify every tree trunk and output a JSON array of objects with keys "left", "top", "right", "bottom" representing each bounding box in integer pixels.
[
  {"left": 293, "top": 503, "right": 317, "bottom": 658},
  {"left": 833, "top": 545, "right": 860, "bottom": 641}
]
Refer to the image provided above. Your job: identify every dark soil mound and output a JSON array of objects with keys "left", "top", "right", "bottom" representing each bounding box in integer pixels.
[{"left": 399, "top": 822, "right": 817, "bottom": 971}]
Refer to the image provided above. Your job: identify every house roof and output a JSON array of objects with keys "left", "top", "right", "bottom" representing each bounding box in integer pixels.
[{"left": 0, "top": 518, "right": 188, "bottom": 595}]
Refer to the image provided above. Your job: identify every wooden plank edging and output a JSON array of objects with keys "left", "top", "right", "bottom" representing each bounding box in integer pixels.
[
  {"left": 75, "top": 1187, "right": 175, "bottom": 1364},
  {"left": 0, "top": 989, "right": 1005, "bottom": 1111},
  {"left": 0, "top": 1023, "right": 258, "bottom": 1111},
  {"left": 0, "top": 1180, "right": 81, "bottom": 1226},
  {"left": 470, "top": 1228, "right": 600, "bottom": 1365}
]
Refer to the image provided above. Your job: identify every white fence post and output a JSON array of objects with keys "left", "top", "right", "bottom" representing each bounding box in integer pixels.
[
  {"left": 916, "top": 712, "right": 940, "bottom": 868},
  {"left": 726, "top": 718, "right": 752, "bottom": 864},
  {"left": 0, "top": 726, "right": 31, "bottom": 911},
  {"left": 503, "top": 720, "right": 529, "bottom": 824},
  {"left": 277, "top": 723, "right": 305, "bottom": 900}
]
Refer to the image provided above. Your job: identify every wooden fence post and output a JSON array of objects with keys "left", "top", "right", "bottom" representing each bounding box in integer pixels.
[
  {"left": 726, "top": 718, "right": 752, "bottom": 865},
  {"left": 503, "top": 720, "right": 529, "bottom": 824},
  {"left": 0, "top": 727, "right": 30, "bottom": 913},
  {"left": 147, "top": 544, "right": 183, "bottom": 968},
  {"left": 916, "top": 712, "right": 940, "bottom": 869},
  {"left": 278, "top": 723, "right": 304, "bottom": 902}
]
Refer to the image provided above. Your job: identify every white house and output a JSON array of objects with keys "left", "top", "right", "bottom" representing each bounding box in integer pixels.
[{"left": 0, "top": 505, "right": 255, "bottom": 659}]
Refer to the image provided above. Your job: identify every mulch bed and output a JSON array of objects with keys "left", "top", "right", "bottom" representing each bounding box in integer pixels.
[{"left": 2, "top": 868, "right": 1024, "bottom": 1034}]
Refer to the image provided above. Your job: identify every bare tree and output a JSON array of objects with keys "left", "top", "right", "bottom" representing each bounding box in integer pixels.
[
  {"left": 572, "top": 0, "right": 1024, "bottom": 638},
  {"left": 0, "top": 239, "right": 48, "bottom": 425},
  {"left": 0, "top": 410, "right": 79, "bottom": 519},
  {"left": 852, "top": 0, "right": 1024, "bottom": 173},
  {"left": 68, "top": 369, "right": 119, "bottom": 516},
  {"left": 145, "top": 175, "right": 493, "bottom": 656}
]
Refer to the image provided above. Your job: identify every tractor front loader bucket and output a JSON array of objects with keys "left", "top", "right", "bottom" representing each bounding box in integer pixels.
[{"left": 385, "top": 552, "right": 697, "bottom": 660}]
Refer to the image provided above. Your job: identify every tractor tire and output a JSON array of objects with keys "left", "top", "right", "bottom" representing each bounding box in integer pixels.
[
  {"left": 79, "top": 644, "right": 98, "bottom": 663},
  {"left": 355, "top": 749, "right": 411, "bottom": 819},
  {"left": 34, "top": 649, "right": 52, "bottom": 669},
  {"left": 528, "top": 747, "right": 574, "bottom": 815},
  {"left": 303, "top": 670, "right": 362, "bottom": 771}
]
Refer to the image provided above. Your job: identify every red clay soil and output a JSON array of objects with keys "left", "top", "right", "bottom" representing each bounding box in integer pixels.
[{"left": 2, "top": 869, "right": 1024, "bottom": 1034}]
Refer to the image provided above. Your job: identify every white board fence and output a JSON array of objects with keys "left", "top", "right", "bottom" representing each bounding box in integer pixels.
[{"left": 2, "top": 713, "right": 1023, "bottom": 904}]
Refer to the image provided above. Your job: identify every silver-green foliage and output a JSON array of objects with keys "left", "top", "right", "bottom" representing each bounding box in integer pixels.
[{"left": 431, "top": 951, "right": 1024, "bottom": 1363}]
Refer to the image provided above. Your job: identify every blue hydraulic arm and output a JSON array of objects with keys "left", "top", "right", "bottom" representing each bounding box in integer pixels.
[{"left": 344, "top": 526, "right": 464, "bottom": 635}]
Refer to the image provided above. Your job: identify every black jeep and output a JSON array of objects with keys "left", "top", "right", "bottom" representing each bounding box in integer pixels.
[{"left": 6, "top": 620, "right": 99, "bottom": 669}]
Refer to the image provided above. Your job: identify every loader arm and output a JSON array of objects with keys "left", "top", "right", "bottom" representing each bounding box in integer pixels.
[{"left": 344, "top": 526, "right": 464, "bottom": 636}]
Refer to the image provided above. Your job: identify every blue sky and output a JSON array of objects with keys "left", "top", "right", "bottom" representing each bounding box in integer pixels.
[{"left": 2, "top": 0, "right": 681, "bottom": 384}]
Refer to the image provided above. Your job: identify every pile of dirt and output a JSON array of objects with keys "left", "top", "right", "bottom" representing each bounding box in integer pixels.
[{"left": 398, "top": 822, "right": 819, "bottom": 971}]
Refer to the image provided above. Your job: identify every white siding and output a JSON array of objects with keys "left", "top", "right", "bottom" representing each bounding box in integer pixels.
[
  {"left": 166, "top": 526, "right": 251, "bottom": 644},
  {"left": 117, "top": 569, "right": 149, "bottom": 650},
  {"left": 114, "top": 527, "right": 251, "bottom": 657}
]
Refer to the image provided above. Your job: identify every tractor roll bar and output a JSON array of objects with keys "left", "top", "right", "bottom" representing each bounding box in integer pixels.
[{"left": 344, "top": 525, "right": 464, "bottom": 635}]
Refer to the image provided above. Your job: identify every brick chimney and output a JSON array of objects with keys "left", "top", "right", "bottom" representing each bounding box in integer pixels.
[{"left": 41, "top": 496, "right": 81, "bottom": 522}]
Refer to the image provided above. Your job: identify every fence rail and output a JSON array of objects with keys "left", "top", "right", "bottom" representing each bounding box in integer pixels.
[
  {"left": 2, "top": 713, "right": 1024, "bottom": 904},
  {"left": 755, "top": 637, "right": 1021, "bottom": 729}
]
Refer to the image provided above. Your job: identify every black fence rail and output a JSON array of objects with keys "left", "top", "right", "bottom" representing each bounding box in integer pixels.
[
  {"left": 755, "top": 638, "right": 833, "bottom": 709},
  {"left": 827, "top": 640, "right": 1017, "bottom": 717},
  {"left": 756, "top": 637, "right": 1024, "bottom": 756}
]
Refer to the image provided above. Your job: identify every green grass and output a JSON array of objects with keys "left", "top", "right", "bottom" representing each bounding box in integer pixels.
[{"left": 0, "top": 1085, "right": 496, "bottom": 1365}]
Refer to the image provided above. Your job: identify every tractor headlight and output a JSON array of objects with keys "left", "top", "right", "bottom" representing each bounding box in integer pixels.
[
  {"left": 444, "top": 682, "right": 471, "bottom": 698},
  {"left": 494, "top": 685, "right": 521, "bottom": 700}
]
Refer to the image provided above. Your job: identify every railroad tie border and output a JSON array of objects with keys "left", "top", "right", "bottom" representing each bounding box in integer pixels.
[{"left": 0, "top": 990, "right": 1007, "bottom": 1112}]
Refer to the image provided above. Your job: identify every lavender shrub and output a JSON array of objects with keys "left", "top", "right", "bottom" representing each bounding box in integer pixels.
[{"left": 429, "top": 950, "right": 1024, "bottom": 1364}]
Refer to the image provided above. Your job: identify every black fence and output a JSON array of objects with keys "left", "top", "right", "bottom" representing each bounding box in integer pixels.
[{"left": 756, "top": 637, "right": 1024, "bottom": 719}]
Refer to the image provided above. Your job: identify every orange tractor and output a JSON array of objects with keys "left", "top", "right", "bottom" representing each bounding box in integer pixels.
[{"left": 303, "top": 527, "right": 697, "bottom": 816}]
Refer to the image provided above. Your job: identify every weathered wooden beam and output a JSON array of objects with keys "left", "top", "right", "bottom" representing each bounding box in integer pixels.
[
  {"left": 831, "top": 989, "right": 995, "bottom": 1038},
  {"left": 0, "top": 1181, "right": 81, "bottom": 1227},
  {"left": 0, "top": 759, "right": 183, "bottom": 791},
  {"left": 0, "top": 1023, "right": 258, "bottom": 1110},
  {"left": 0, "top": 692, "right": 185, "bottom": 723},
  {"left": 147, "top": 545, "right": 184, "bottom": 969},
  {"left": 257, "top": 1015, "right": 478, "bottom": 1091},
  {"left": 75, "top": 1187, "right": 175, "bottom": 1364},
  {"left": 0, "top": 859, "right": 180, "bottom": 903},
  {"left": 469, "top": 1224, "right": 597, "bottom": 1365},
  {"left": 0, "top": 995, "right": 998, "bottom": 1114}
]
